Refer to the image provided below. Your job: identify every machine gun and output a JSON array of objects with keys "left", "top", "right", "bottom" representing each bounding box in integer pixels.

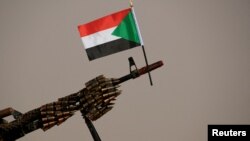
[{"left": 0, "top": 57, "right": 163, "bottom": 141}]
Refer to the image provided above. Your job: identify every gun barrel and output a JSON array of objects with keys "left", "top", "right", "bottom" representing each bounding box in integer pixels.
[
  {"left": 138, "top": 60, "right": 164, "bottom": 76},
  {"left": 114, "top": 60, "right": 164, "bottom": 85}
]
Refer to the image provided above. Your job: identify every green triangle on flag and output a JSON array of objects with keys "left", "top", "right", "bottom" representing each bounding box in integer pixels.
[{"left": 112, "top": 11, "right": 141, "bottom": 44}]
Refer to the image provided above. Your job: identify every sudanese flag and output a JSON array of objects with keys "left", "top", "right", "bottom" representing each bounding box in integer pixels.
[{"left": 78, "top": 8, "right": 142, "bottom": 61}]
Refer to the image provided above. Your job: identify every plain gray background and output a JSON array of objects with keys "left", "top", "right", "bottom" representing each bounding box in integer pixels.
[{"left": 0, "top": 0, "right": 250, "bottom": 141}]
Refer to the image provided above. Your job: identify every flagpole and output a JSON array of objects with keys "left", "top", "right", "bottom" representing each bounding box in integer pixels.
[
  {"left": 130, "top": 1, "right": 153, "bottom": 86},
  {"left": 141, "top": 45, "right": 153, "bottom": 85},
  {"left": 129, "top": 0, "right": 133, "bottom": 7}
]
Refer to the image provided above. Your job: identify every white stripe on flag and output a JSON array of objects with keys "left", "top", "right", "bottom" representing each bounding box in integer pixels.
[{"left": 81, "top": 27, "right": 121, "bottom": 49}]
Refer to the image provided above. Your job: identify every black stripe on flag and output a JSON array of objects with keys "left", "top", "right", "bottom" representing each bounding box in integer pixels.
[{"left": 86, "top": 38, "right": 140, "bottom": 61}]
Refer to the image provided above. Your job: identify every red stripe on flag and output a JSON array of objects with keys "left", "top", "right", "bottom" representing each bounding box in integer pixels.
[{"left": 78, "top": 8, "right": 131, "bottom": 37}]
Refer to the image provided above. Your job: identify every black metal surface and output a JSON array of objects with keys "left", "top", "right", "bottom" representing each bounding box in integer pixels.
[{"left": 84, "top": 116, "right": 101, "bottom": 141}]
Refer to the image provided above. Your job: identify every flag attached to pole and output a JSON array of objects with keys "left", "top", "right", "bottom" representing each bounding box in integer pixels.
[{"left": 78, "top": 8, "right": 142, "bottom": 61}]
